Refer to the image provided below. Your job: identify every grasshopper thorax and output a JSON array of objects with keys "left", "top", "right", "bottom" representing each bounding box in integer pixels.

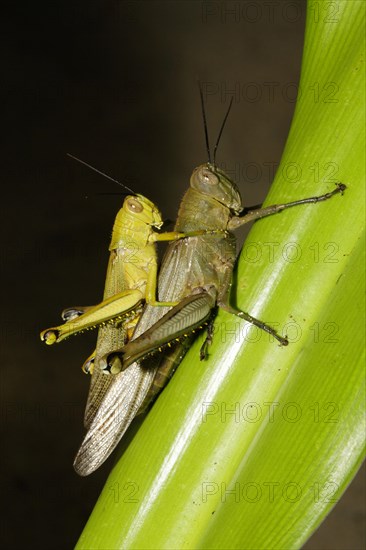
[{"left": 190, "top": 164, "right": 242, "bottom": 215}]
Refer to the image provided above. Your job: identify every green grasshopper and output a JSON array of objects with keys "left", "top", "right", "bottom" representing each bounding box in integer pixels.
[
  {"left": 40, "top": 156, "right": 224, "bottom": 426},
  {"left": 73, "top": 96, "right": 346, "bottom": 476}
]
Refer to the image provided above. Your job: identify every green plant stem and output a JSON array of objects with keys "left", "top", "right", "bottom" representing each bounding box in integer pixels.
[{"left": 76, "top": 1, "right": 365, "bottom": 548}]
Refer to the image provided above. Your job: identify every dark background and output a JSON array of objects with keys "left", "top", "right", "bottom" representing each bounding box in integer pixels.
[{"left": 1, "top": 1, "right": 364, "bottom": 548}]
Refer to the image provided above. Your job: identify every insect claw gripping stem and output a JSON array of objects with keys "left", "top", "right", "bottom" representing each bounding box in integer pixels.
[
  {"left": 280, "top": 182, "right": 347, "bottom": 207},
  {"left": 199, "top": 318, "right": 216, "bottom": 360},
  {"left": 219, "top": 303, "right": 289, "bottom": 347}
]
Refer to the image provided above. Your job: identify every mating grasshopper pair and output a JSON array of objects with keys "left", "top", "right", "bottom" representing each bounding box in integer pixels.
[{"left": 41, "top": 101, "right": 346, "bottom": 476}]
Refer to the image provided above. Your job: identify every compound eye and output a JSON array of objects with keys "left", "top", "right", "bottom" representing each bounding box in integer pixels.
[
  {"left": 126, "top": 197, "right": 143, "bottom": 213},
  {"left": 199, "top": 167, "right": 219, "bottom": 186}
]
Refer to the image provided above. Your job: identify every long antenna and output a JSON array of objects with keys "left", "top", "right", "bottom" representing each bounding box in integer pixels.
[
  {"left": 67, "top": 153, "right": 136, "bottom": 195},
  {"left": 213, "top": 96, "right": 233, "bottom": 166},
  {"left": 198, "top": 81, "right": 212, "bottom": 164}
]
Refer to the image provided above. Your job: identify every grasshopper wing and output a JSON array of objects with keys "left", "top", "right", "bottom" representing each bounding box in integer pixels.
[{"left": 74, "top": 360, "right": 157, "bottom": 476}]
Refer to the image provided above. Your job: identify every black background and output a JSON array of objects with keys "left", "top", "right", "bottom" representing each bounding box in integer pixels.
[{"left": 1, "top": 1, "right": 364, "bottom": 548}]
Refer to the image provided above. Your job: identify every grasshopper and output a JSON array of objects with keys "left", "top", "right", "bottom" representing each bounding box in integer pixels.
[
  {"left": 40, "top": 156, "right": 224, "bottom": 426},
  {"left": 73, "top": 96, "right": 346, "bottom": 476}
]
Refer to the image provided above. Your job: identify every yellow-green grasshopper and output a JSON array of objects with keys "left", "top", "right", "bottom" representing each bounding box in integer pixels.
[
  {"left": 73, "top": 96, "right": 346, "bottom": 476},
  {"left": 40, "top": 156, "right": 224, "bottom": 427}
]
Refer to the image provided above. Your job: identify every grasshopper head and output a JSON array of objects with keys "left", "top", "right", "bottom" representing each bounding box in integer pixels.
[
  {"left": 123, "top": 194, "right": 164, "bottom": 229},
  {"left": 190, "top": 164, "right": 242, "bottom": 215},
  {"left": 110, "top": 194, "right": 163, "bottom": 249}
]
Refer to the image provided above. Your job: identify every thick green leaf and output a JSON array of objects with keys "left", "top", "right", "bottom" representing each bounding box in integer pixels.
[{"left": 76, "top": 1, "right": 365, "bottom": 548}]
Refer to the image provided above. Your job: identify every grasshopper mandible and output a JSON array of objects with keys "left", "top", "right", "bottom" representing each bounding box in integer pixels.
[
  {"left": 73, "top": 95, "right": 346, "bottom": 475},
  {"left": 40, "top": 156, "right": 224, "bottom": 426}
]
